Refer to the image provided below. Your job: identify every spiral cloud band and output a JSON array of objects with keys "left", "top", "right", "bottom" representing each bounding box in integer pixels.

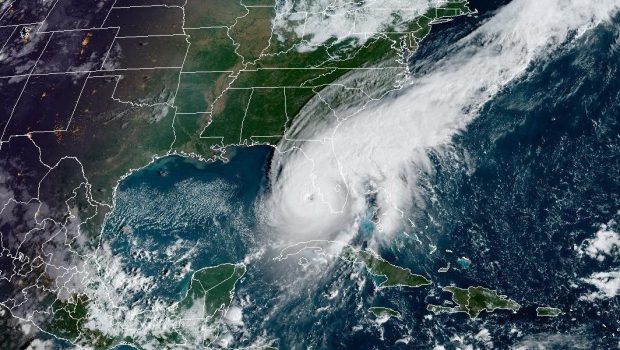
[{"left": 261, "top": 0, "right": 620, "bottom": 243}]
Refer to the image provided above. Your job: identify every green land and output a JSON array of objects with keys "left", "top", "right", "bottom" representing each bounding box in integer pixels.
[
  {"left": 536, "top": 306, "right": 562, "bottom": 317},
  {"left": 47, "top": 295, "right": 129, "bottom": 349},
  {"left": 22, "top": 1, "right": 472, "bottom": 348},
  {"left": 181, "top": 1, "right": 473, "bottom": 149},
  {"left": 179, "top": 263, "right": 247, "bottom": 318},
  {"left": 368, "top": 307, "right": 402, "bottom": 319},
  {"left": 427, "top": 286, "right": 521, "bottom": 319},
  {"left": 341, "top": 246, "right": 432, "bottom": 288},
  {"left": 32, "top": 0, "right": 473, "bottom": 213},
  {"left": 45, "top": 263, "right": 246, "bottom": 349}
]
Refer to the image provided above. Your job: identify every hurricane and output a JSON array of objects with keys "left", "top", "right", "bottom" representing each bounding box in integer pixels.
[{"left": 260, "top": 0, "right": 620, "bottom": 242}]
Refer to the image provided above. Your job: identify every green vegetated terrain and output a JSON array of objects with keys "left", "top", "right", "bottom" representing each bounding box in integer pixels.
[
  {"left": 536, "top": 306, "right": 562, "bottom": 317},
  {"left": 24, "top": 1, "right": 472, "bottom": 347},
  {"left": 47, "top": 295, "right": 130, "bottom": 349},
  {"left": 369, "top": 307, "right": 401, "bottom": 319},
  {"left": 427, "top": 286, "right": 521, "bottom": 318},
  {"left": 341, "top": 246, "right": 432, "bottom": 288},
  {"left": 179, "top": 263, "right": 247, "bottom": 318},
  {"left": 45, "top": 264, "right": 246, "bottom": 349},
  {"left": 32, "top": 0, "right": 473, "bottom": 210},
  {"left": 177, "top": 0, "right": 473, "bottom": 150}
]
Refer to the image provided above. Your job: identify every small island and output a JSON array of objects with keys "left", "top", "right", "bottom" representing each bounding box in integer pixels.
[
  {"left": 427, "top": 286, "right": 520, "bottom": 318},
  {"left": 536, "top": 306, "right": 562, "bottom": 317}
]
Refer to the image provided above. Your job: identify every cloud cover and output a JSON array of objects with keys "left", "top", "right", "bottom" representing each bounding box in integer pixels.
[
  {"left": 579, "top": 222, "right": 620, "bottom": 262},
  {"left": 261, "top": 0, "right": 620, "bottom": 242},
  {"left": 273, "top": 0, "right": 447, "bottom": 51}
]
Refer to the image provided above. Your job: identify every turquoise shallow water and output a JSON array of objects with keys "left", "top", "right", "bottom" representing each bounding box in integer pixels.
[
  {"left": 89, "top": 7, "right": 620, "bottom": 348},
  {"left": 102, "top": 146, "right": 272, "bottom": 301}
]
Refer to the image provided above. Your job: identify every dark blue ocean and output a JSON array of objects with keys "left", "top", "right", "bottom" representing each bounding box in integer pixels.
[{"left": 44, "top": 1, "right": 620, "bottom": 348}]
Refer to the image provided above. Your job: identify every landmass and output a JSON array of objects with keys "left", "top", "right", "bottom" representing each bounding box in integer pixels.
[
  {"left": 341, "top": 246, "right": 432, "bottom": 288},
  {"left": 44, "top": 263, "right": 246, "bottom": 349},
  {"left": 368, "top": 307, "right": 401, "bottom": 320},
  {"left": 427, "top": 286, "right": 520, "bottom": 319},
  {"left": 536, "top": 306, "right": 562, "bottom": 317},
  {"left": 276, "top": 240, "right": 431, "bottom": 289},
  {"left": 47, "top": 295, "right": 123, "bottom": 349},
  {"left": 179, "top": 263, "right": 247, "bottom": 318},
  {"left": 0, "top": 0, "right": 472, "bottom": 348}
]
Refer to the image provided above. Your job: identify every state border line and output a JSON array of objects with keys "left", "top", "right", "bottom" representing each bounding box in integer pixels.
[
  {"left": 183, "top": 25, "right": 228, "bottom": 30},
  {"left": 61, "top": 72, "right": 92, "bottom": 134},
  {"left": 100, "top": 0, "right": 119, "bottom": 29},
  {"left": 0, "top": 65, "right": 400, "bottom": 81},
  {"left": 103, "top": 5, "right": 186, "bottom": 37},
  {"left": 0, "top": 66, "right": 185, "bottom": 80},
  {"left": 0, "top": 72, "right": 91, "bottom": 146},
  {"left": 0, "top": 1, "right": 14, "bottom": 23},
  {"left": 36, "top": 26, "right": 120, "bottom": 35},
  {"left": 115, "top": 33, "right": 187, "bottom": 39},
  {"left": 35, "top": 0, "right": 60, "bottom": 33},
  {"left": 99, "top": 26, "right": 122, "bottom": 70},
  {"left": 0, "top": 0, "right": 420, "bottom": 146},
  {"left": 167, "top": 0, "right": 190, "bottom": 151},
  {"left": 0, "top": 22, "right": 40, "bottom": 29},
  {"left": 0, "top": 32, "right": 54, "bottom": 142},
  {"left": 111, "top": 4, "right": 184, "bottom": 10},
  {"left": 0, "top": 25, "right": 17, "bottom": 53}
]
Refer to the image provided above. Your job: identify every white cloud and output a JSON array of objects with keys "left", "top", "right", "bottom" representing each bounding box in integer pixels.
[
  {"left": 224, "top": 305, "right": 244, "bottom": 326},
  {"left": 261, "top": 0, "right": 620, "bottom": 242},
  {"left": 579, "top": 223, "right": 620, "bottom": 261},
  {"left": 582, "top": 269, "right": 620, "bottom": 299},
  {"left": 25, "top": 339, "right": 54, "bottom": 350},
  {"left": 273, "top": 0, "right": 449, "bottom": 52}
]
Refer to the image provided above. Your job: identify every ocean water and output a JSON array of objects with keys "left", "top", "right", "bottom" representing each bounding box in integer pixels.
[
  {"left": 102, "top": 147, "right": 272, "bottom": 301},
  {"left": 88, "top": 4, "right": 620, "bottom": 350}
]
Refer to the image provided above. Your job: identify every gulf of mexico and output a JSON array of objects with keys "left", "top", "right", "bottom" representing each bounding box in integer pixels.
[{"left": 101, "top": 146, "right": 273, "bottom": 301}]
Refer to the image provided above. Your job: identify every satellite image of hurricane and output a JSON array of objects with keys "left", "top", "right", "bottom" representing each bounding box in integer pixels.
[{"left": 1, "top": 0, "right": 620, "bottom": 349}]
